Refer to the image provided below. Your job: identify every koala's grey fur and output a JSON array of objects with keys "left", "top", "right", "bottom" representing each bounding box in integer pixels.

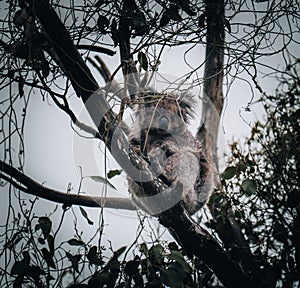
[{"left": 128, "top": 91, "right": 213, "bottom": 215}]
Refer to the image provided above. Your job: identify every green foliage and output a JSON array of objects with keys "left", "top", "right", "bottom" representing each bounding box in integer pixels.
[
  {"left": 221, "top": 166, "right": 236, "bottom": 179},
  {"left": 11, "top": 251, "right": 45, "bottom": 288},
  {"left": 138, "top": 51, "right": 148, "bottom": 71},
  {"left": 11, "top": 252, "right": 30, "bottom": 276},
  {"left": 221, "top": 65, "right": 300, "bottom": 285},
  {"left": 79, "top": 207, "right": 94, "bottom": 225},
  {"left": 87, "top": 246, "right": 104, "bottom": 266},
  {"left": 68, "top": 238, "right": 86, "bottom": 246},
  {"left": 36, "top": 217, "right": 52, "bottom": 239},
  {"left": 241, "top": 179, "right": 257, "bottom": 195},
  {"left": 107, "top": 169, "right": 122, "bottom": 179},
  {"left": 66, "top": 252, "right": 81, "bottom": 273},
  {"left": 90, "top": 175, "right": 117, "bottom": 190},
  {"left": 41, "top": 248, "right": 56, "bottom": 269},
  {"left": 5, "top": 215, "right": 211, "bottom": 287}
]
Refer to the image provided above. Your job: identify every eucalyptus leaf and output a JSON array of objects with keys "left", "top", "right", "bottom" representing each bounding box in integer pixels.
[
  {"left": 138, "top": 51, "right": 148, "bottom": 71},
  {"left": 88, "top": 271, "right": 111, "bottom": 286},
  {"left": 241, "top": 179, "right": 257, "bottom": 195},
  {"left": 236, "top": 162, "right": 247, "bottom": 171},
  {"left": 221, "top": 166, "right": 236, "bottom": 180},
  {"left": 67, "top": 238, "right": 85, "bottom": 246},
  {"left": 149, "top": 244, "right": 164, "bottom": 265},
  {"left": 107, "top": 169, "right": 122, "bottom": 179},
  {"left": 79, "top": 207, "right": 94, "bottom": 225},
  {"left": 86, "top": 246, "right": 104, "bottom": 266},
  {"left": 41, "top": 248, "right": 56, "bottom": 269},
  {"left": 168, "top": 250, "right": 192, "bottom": 273},
  {"left": 90, "top": 175, "right": 117, "bottom": 190},
  {"left": 36, "top": 217, "right": 52, "bottom": 239},
  {"left": 18, "top": 75, "right": 24, "bottom": 97},
  {"left": 139, "top": 243, "right": 148, "bottom": 255},
  {"left": 160, "top": 267, "right": 184, "bottom": 288},
  {"left": 66, "top": 252, "right": 81, "bottom": 273},
  {"left": 113, "top": 246, "right": 127, "bottom": 259},
  {"left": 47, "top": 234, "right": 55, "bottom": 256},
  {"left": 11, "top": 257, "right": 30, "bottom": 275},
  {"left": 124, "top": 260, "right": 139, "bottom": 276}
]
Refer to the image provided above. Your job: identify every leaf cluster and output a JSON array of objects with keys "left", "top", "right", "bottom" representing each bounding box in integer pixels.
[{"left": 218, "top": 65, "right": 300, "bottom": 285}]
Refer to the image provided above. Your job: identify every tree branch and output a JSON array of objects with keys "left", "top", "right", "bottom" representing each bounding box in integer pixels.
[
  {"left": 0, "top": 160, "right": 136, "bottom": 210},
  {"left": 118, "top": 0, "right": 139, "bottom": 99},
  {"left": 87, "top": 56, "right": 124, "bottom": 100},
  {"left": 76, "top": 44, "right": 116, "bottom": 56},
  {"left": 159, "top": 207, "right": 253, "bottom": 288},
  {"left": 198, "top": 0, "right": 261, "bottom": 283}
]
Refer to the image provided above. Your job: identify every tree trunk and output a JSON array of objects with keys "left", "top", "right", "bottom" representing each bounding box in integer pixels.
[
  {"left": 198, "top": 0, "right": 262, "bottom": 285},
  {"left": 197, "top": 0, "right": 224, "bottom": 161}
]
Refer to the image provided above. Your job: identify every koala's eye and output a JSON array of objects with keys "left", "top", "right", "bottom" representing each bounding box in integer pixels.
[{"left": 159, "top": 116, "right": 169, "bottom": 131}]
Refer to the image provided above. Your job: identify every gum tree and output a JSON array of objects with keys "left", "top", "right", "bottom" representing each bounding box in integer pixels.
[{"left": 0, "top": 0, "right": 299, "bottom": 287}]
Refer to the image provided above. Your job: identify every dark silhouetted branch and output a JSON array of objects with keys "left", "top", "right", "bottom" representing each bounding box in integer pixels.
[
  {"left": 77, "top": 44, "right": 116, "bottom": 56},
  {"left": 0, "top": 160, "right": 136, "bottom": 210}
]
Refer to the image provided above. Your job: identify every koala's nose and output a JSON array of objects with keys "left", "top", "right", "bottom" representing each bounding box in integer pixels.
[{"left": 159, "top": 116, "right": 169, "bottom": 131}]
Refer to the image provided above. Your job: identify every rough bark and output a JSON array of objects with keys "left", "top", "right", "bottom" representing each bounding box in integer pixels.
[
  {"left": 197, "top": 0, "right": 261, "bottom": 284},
  {"left": 159, "top": 206, "right": 253, "bottom": 288},
  {"left": 197, "top": 0, "right": 225, "bottom": 161}
]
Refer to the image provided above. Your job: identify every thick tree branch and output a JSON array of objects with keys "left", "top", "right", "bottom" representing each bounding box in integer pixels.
[
  {"left": 0, "top": 160, "right": 136, "bottom": 210},
  {"left": 159, "top": 207, "right": 253, "bottom": 288},
  {"left": 197, "top": 0, "right": 225, "bottom": 160},
  {"left": 198, "top": 0, "right": 261, "bottom": 284}
]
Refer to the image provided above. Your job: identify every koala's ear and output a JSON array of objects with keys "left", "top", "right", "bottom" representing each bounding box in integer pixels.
[{"left": 177, "top": 92, "right": 195, "bottom": 122}]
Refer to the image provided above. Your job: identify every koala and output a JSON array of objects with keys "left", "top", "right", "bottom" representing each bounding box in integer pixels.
[{"left": 128, "top": 91, "right": 213, "bottom": 215}]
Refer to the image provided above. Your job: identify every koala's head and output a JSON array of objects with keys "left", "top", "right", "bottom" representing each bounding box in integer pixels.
[
  {"left": 134, "top": 91, "right": 195, "bottom": 139},
  {"left": 128, "top": 91, "right": 196, "bottom": 156}
]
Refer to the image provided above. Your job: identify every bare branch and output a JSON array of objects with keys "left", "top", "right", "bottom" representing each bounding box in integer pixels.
[
  {"left": 76, "top": 44, "right": 116, "bottom": 56},
  {"left": 0, "top": 160, "right": 136, "bottom": 210},
  {"left": 87, "top": 56, "right": 124, "bottom": 100}
]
